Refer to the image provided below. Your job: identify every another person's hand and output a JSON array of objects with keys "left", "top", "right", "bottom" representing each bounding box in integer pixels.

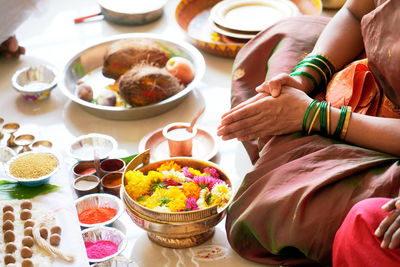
[
  {"left": 255, "top": 73, "right": 307, "bottom": 97},
  {"left": 374, "top": 197, "right": 400, "bottom": 249},
  {"left": 0, "top": 36, "right": 25, "bottom": 59},
  {"left": 217, "top": 87, "right": 312, "bottom": 141}
]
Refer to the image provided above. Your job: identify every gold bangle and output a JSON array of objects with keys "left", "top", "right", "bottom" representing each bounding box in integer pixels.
[
  {"left": 340, "top": 106, "right": 352, "bottom": 140},
  {"left": 308, "top": 104, "right": 322, "bottom": 135},
  {"left": 326, "top": 102, "right": 331, "bottom": 136}
]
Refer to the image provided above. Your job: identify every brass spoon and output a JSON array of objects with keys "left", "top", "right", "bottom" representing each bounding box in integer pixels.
[
  {"left": 15, "top": 134, "right": 35, "bottom": 153},
  {"left": 187, "top": 107, "right": 205, "bottom": 133},
  {"left": 2, "top": 123, "right": 20, "bottom": 148}
]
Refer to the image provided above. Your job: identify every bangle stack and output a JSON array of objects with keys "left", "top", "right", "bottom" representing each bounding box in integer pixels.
[
  {"left": 303, "top": 100, "right": 351, "bottom": 140},
  {"left": 290, "top": 54, "right": 336, "bottom": 89}
]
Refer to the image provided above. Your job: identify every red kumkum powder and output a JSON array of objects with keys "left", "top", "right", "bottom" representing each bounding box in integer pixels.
[
  {"left": 85, "top": 240, "right": 118, "bottom": 259},
  {"left": 78, "top": 207, "right": 117, "bottom": 224}
]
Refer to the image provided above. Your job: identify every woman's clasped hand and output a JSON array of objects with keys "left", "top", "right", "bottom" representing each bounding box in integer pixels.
[{"left": 217, "top": 87, "right": 312, "bottom": 141}]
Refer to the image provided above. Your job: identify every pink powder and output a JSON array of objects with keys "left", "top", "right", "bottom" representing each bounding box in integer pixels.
[{"left": 85, "top": 240, "right": 118, "bottom": 259}]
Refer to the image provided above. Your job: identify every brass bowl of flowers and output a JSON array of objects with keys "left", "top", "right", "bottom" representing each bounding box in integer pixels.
[{"left": 121, "top": 150, "right": 233, "bottom": 248}]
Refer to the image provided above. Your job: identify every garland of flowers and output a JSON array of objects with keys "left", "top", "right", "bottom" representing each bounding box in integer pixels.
[{"left": 124, "top": 161, "right": 232, "bottom": 212}]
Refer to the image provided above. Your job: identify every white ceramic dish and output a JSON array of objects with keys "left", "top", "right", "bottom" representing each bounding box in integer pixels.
[
  {"left": 210, "top": 0, "right": 300, "bottom": 33},
  {"left": 68, "top": 133, "right": 117, "bottom": 162}
]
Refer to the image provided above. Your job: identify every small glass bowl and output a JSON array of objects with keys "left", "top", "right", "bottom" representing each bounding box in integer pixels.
[
  {"left": 74, "top": 193, "right": 124, "bottom": 228},
  {"left": 11, "top": 65, "right": 57, "bottom": 101},
  {"left": 82, "top": 226, "right": 127, "bottom": 263}
]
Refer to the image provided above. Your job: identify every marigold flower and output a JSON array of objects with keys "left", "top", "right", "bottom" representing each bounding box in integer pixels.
[
  {"left": 157, "top": 161, "right": 182, "bottom": 172},
  {"left": 124, "top": 170, "right": 152, "bottom": 200},
  {"left": 182, "top": 182, "right": 201, "bottom": 200},
  {"left": 141, "top": 187, "right": 186, "bottom": 212}
]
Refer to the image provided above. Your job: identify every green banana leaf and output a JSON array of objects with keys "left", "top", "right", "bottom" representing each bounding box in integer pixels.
[{"left": 0, "top": 180, "right": 60, "bottom": 200}]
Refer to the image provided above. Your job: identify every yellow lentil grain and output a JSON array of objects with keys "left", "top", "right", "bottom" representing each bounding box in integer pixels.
[{"left": 9, "top": 153, "right": 57, "bottom": 179}]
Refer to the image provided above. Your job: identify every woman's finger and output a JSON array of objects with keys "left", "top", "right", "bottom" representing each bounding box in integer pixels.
[
  {"left": 218, "top": 110, "right": 263, "bottom": 139},
  {"left": 382, "top": 198, "right": 398, "bottom": 212},
  {"left": 221, "top": 93, "right": 265, "bottom": 119},
  {"left": 389, "top": 227, "right": 400, "bottom": 249},
  {"left": 376, "top": 210, "right": 400, "bottom": 248}
]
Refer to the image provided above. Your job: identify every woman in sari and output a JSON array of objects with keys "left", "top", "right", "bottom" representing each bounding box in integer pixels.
[{"left": 217, "top": 0, "right": 400, "bottom": 266}]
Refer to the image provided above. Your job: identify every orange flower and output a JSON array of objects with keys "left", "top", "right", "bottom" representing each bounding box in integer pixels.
[
  {"left": 182, "top": 182, "right": 201, "bottom": 200},
  {"left": 157, "top": 161, "right": 182, "bottom": 172}
]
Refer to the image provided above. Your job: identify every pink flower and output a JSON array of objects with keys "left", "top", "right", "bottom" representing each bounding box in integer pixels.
[
  {"left": 182, "top": 167, "right": 194, "bottom": 178},
  {"left": 203, "top": 167, "right": 220, "bottom": 179},
  {"left": 185, "top": 198, "right": 199, "bottom": 211},
  {"left": 193, "top": 175, "right": 219, "bottom": 190}
]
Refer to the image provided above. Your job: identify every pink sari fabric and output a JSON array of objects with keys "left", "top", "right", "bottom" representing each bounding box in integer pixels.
[
  {"left": 332, "top": 198, "right": 400, "bottom": 267},
  {"left": 226, "top": 5, "right": 400, "bottom": 267}
]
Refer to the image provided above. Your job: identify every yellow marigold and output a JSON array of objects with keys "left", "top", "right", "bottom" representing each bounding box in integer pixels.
[
  {"left": 182, "top": 182, "right": 201, "bottom": 200},
  {"left": 141, "top": 187, "right": 187, "bottom": 212},
  {"left": 124, "top": 170, "right": 152, "bottom": 200},
  {"left": 147, "top": 170, "right": 164, "bottom": 182},
  {"left": 211, "top": 182, "right": 232, "bottom": 207},
  {"left": 157, "top": 161, "right": 182, "bottom": 172},
  {"left": 166, "top": 187, "right": 187, "bottom": 212}
]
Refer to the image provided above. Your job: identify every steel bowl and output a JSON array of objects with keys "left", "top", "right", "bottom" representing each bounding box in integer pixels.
[
  {"left": 59, "top": 33, "right": 205, "bottom": 120},
  {"left": 11, "top": 65, "right": 57, "bottom": 101},
  {"left": 97, "top": 0, "right": 167, "bottom": 25},
  {"left": 82, "top": 226, "right": 127, "bottom": 263},
  {"left": 67, "top": 133, "right": 117, "bottom": 162},
  {"left": 121, "top": 150, "right": 234, "bottom": 248},
  {"left": 6, "top": 151, "right": 59, "bottom": 187}
]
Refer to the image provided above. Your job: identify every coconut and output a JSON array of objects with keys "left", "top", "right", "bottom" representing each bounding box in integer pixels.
[
  {"left": 118, "top": 65, "right": 183, "bottom": 107},
  {"left": 103, "top": 38, "right": 170, "bottom": 80}
]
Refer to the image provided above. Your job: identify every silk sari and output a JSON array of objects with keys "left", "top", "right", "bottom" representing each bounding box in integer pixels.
[{"left": 226, "top": 1, "right": 400, "bottom": 266}]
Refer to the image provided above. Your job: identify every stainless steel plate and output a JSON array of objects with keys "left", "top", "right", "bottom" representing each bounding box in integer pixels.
[{"left": 59, "top": 33, "right": 205, "bottom": 120}]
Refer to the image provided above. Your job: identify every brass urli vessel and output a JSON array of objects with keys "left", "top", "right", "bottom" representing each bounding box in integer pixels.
[{"left": 121, "top": 150, "right": 233, "bottom": 248}]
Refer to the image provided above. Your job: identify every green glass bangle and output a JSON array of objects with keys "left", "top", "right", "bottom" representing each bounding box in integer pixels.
[
  {"left": 306, "top": 54, "right": 336, "bottom": 75},
  {"left": 290, "top": 71, "right": 318, "bottom": 90},
  {"left": 319, "top": 101, "right": 328, "bottom": 136},
  {"left": 303, "top": 100, "right": 318, "bottom": 133},
  {"left": 333, "top": 106, "right": 348, "bottom": 138},
  {"left": 299, "top": 58, "right": 332, "bottom": 80},
  {"left": 293, "top": 62, "right": 327, "bottom": 86}
]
